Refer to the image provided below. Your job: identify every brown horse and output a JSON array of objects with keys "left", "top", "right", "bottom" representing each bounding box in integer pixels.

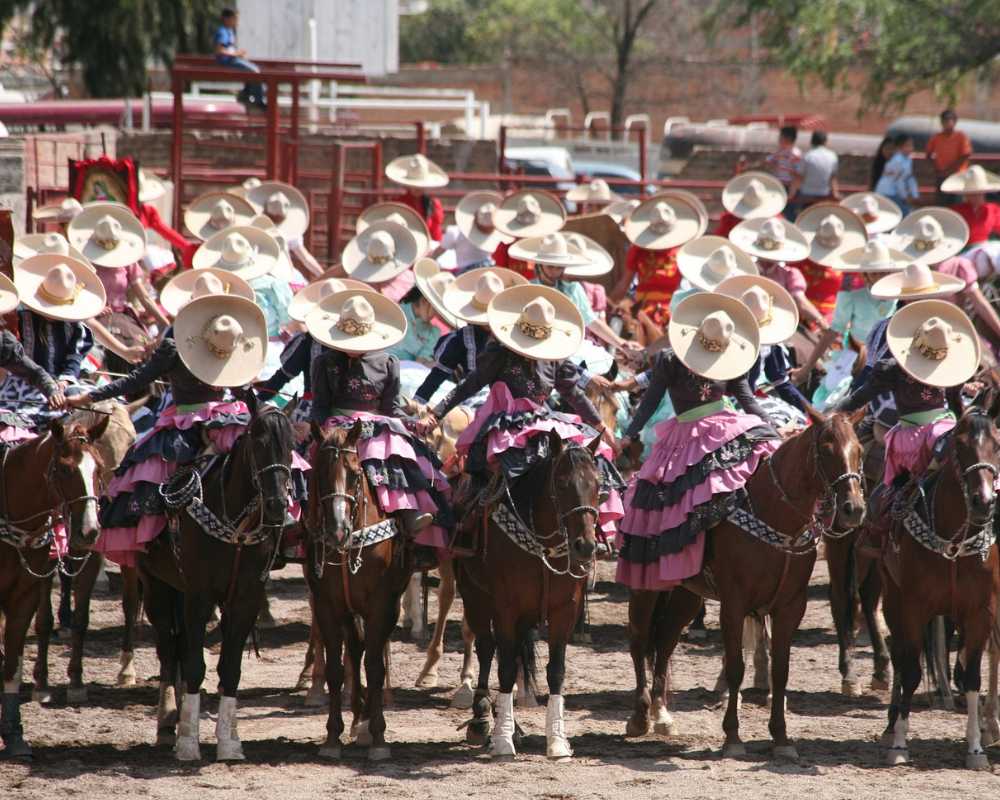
[
  {"left": 458, "top": 431, "right": 604, "bottom": 760},
  {"left": 879, "top": 400, "right": 1000, "bottom": 770},
  {"left": 305, "top": 420, "right": 413, "bottom": 761},
  {"left": 626, "top": 411, "right": 866, "bottom": 760},
  {"left": 0, "top": 417, "right": 108, "bottom": 758}
]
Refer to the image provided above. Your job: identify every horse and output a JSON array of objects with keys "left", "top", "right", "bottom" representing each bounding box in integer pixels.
[
  {"left": 305, "top": 420, "right": 414, "bottom": 761},
  {"left": 458, "top": 430, "right": 604, "bottom": 760},
  {"left": 0, "top": 417, "right": 108, "bottom": 758},
  {"left": 137, "top": 392, "right": 294, "bottom": 761},
  {"left": 625, "top": 411, "right": 866, "bottom": 760},
  {"left": 878, "top": 399, "right": 1000, "bottom": 770}
]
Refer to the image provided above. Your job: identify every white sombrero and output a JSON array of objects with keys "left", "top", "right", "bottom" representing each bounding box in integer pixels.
[
  {"left": 870, "top": 262, "right": 967, "bottom": 302},
  {"left": 509, "top": 232, "right": 592, "bottom": 270},
  {"left": 722, "top": 172, "right": 787, "bottom": 220},
  {"left": 193, "top": 226, "right": 281, "bottom": 281},
  {"left": 656, "top": 190, "right": 710, "bottom": 235},
  {"left": 174, "top": 294, "right": 267, "bottom": 387},
  {"left": 624, "top": 195, "right": 701, "bottom": 250},
  {"left": 886, "top": 299, "right": 979, "bottom": 387},
  {"left": 454, "top": 191, "right": 513, "bottom": 251},
  {"left": 0, "top": 274, "right": 19, "bottom": 315},
  {"left": 305, "top": 289, "right": 408, "bottom": 355},
  {"left": 890, "top": 207, "right": 969, "bottom": 265},
  {"left": 413, "top": 257, "right": 461, "bottom": 329},
  {"left": 493, "top": 190, "right": 566, "bottom": 239},
  {"left": 357, "top": 202, "right": 431, "bottom": 256},
  {"left": 248, "top": 214, "right": 295, "bottom": 276},
  {"left": 840, "top": 192, "right": 903, "bottom": 235},
  {"left": 442, "top": 266, "right": 527, "bottom": 326},
  {"left": 138, "top": 169, "right": 166, "bottom": 204},
  {"left": 941, "top": 164, "right": 1000, "bottom": 195},
  {"left": 728, "top": 217, "right": 809, "bottom": 263},
  {"left": 14, "top": 254, "right": 106, "bottom": 322},
  {"left": 796, "top": 203, "right": 868, "bottom": 268},
  {"left": 487, "top": 284, "right": 584, "bottom": 362},
  {"left": 33, "top": 197, "right": 83, "bottom": 223},
  {"left": 668, "top": 293, "right": 760, "bottom": 381},
  {"left": 184, "top": 191, "right": 256, "bottom": 241},
  {"left": 565, "top": 179, "right": 622, "bottom": 206},
  {"left": 67, "top": 205, "right": 147, "bottom": 268},
  {"left": 14, "top": 232, "right": 91, "bottom": 269},
  {"left": 227, "top": 177, "right": 262, "bottom": 198},
  {"left": 717, "top": 274, "right": 799, "bottom": 346},
  {"left": 385, "top": 153, "right": 449, "bottom": 189},
  {"left": 342, "top": 221, "right": 418, "bottom": 284},
  {"left": 677, "top": 235, "right": 758, "bottom": 291},
  {"left": 604, "top": 198, "right": 640, "bottom": 225},
  {"left": 246, "top": 181, "right": 309, "bottom": 239},
  {"left": 288, "top": 276, "right": 368, "bottom": 323},
  {"left": 160, "top": 267, "right": 255, "bottom": 317},
  {"left": 832, "top": 239, "right": 910, "bottom": 273},
  {"left": 559, "top": 232, "right": 614, "bottom": 278}
]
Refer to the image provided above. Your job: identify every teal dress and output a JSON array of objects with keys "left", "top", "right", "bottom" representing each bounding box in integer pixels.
[{"left": 390, "top": 304, "right": 440, "bottom": 363}]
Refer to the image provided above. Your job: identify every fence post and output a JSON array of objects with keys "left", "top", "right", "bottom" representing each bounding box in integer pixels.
[
  {"left": 266, "top": 78, "right": 280, "bottom": 178},
  {"left": 328, "top": 142, "right": 345, "bottom": 262},
  {"left": 171, "top": 69, "right": 184, "bottom": 229}
]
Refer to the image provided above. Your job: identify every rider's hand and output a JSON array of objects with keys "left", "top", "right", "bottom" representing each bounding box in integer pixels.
[
  {"left": 620, "top": 340, "right": 643, "bottom": 352},
  {"left": 414, "top": 412, "right": 438, "bottom": 437},
  {"left": 48, "top": 388, "right": 67, "bottom": 410},
  {"left": 64, "top": 392, "right": 92, "bottom": 410}
]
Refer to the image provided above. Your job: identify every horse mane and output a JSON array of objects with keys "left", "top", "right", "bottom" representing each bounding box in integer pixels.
[{"left": 509, "top": 441, "right": 597, "bottom": 517}]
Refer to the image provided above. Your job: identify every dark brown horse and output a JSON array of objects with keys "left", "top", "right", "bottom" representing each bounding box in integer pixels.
[
  {"left": 0, "top": 417, "right": 108, "bottom": 758},
  {"left": 626, "top": 411, "right": 866, "bottom": 760},
  {"left": 458, "top": 431, "right": 603, "bottom": 760},
  {"left": 137, "top": 393, "right": 294, "bottom": 762},
  {"left": 879, "top": 400, "right": 1000, "bottom": 770}
]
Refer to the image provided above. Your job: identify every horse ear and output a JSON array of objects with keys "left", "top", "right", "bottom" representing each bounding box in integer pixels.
[
  {"left": 87, "top": 413, "right": 111, "bottom": 443},
  {"left": 283, "top": 393, "right": 301, "bottom": 419},
  {"left": 847, "top": 407, "right": 867, "bottom": 428},
  {"left": 586, "top": 434, "right": 602, "bottom": 455},
  {"left": 547, "top": 428, "right": 563, "bottom": 456},
  {"left": 803, "top": 402, "right": 826, "bottom": 425},
  {"left": 242, "top": 387, "right": 259, "bottom": 418},
  {"left": 348, "top": 419, "right": 365, "bottom": 444},
  {"left": 49, "top": 417, "right": 65, "bottom": 441},
  {"left": 310, "top": 420, "right": 325, "bottom": 444},
  {"left": 988, "top": 388, "right": 1000, "bottom": 421}
]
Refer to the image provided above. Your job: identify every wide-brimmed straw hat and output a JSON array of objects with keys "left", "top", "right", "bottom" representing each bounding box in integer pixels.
[
  {"left": 0, "top": 274, "right": 19, "bottom": 315},
  {"left": 722, "top": 172, "right": 787, "bottom": 220},
  {"left": 796, "top": 203, "right": 868, "bottom": 267},
  {"left": 174, "top": 295, "right": 267, "bottom": 387},
  {"left": 487, "top": 284, "right": 584, "bottom": 362},
  {"left": 138, "top": 169, "right": 166, "bottom": 204},
  {"left": 442, "top": 266, "right": 527, "bottom": 326},
  {"left": 33, "top": 197, "right": 83, "bottom": 223},
  {"left": 305, "top": 289, "right": 407, "bottom": 355},
  {"left": 227, "top": 177, "right": 262, "bottom": 198},
  {"left": 357, "top": 202, "right": 431, "bottom": 256},
  {"left": 717, "top": 274, "right": 799, "bottom": 345},
  {"left": 870, "top": 262, "right": 967, "bottom": 302},
  {"left": 160, "top": 267, "right": 255, "bottom": 317},
  {"left": 66, "top": 205, "right": 147, "bottom": 268},
  {"left": 832, "top": 239, "right": 910, "bottom": 273},
  {"left": 886, "top": 299, "right": 979, "bottom": 387},
  {"left": 184, "top": 191, "right": 256, "bottom": 241},
  {"left": 728, "top": 217, "right": 810, "bottom": 263},
  {"left": 385, "top": 153, "right": 449, "bottom": 189},
  {"left": 14, "top": 232, "right": 91, "bottom": 269},
  {"left": 342, "top": 220, "right": 418, "bottom": 284},
  {"left": 454, "top": 191, "right": 513, "bottom": 251},
  {"left": 840, "top": 192, "right": 903, "bottom": 234},
  {"left": 509, "top": 232, "right": 592, "bottom": 270},
  {"left": 566, "top": 179, "right": 622, "bottom": 206},
  {"left": 246, "top": 181, "right": 309, "bottom": 239},
  {"left": 624, "top": 195, "right": 702, "bottom": 250},
  {"left": 14, "top": 254, "right": 106, "bottom": 322},
  {"left": 656, "top": 190, "right": 710, "bottom": 235},
  {"left": 668, "top": 293, "right": 760, "bottom": 380},
  {"left": 604, "top": 198, "right": 640, "bottom": 225},
  {"left": 193, "top": 226, "right": 281, "bottom": 281},
  {"left": 941, "top": 164, "right": 1000, "bottom": 195},
  {"left": 493, "top": 190, "right": 566, "bottom": 239},
  {"left": 677, "top": 235, "right": 758, "bottom": 291},
  {"left": 288, "top": 276, "right": 367, "bottom": 323},
  {"left": 413, "top": 258, "right": 460, "bottom": 328},
  {"left": 890, "top": 207, "right": 969, "bottom": 265},
  {"left": 558, "top": 232, "right": 614, "bottom": 278}
]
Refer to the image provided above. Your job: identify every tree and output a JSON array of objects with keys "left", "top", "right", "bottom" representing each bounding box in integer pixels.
[
  {"left": 399, "top": 0, "right": 491, "bottom": 64},
  {"left": 706, "top": 0, "right": 1000, "bottom": 110}
]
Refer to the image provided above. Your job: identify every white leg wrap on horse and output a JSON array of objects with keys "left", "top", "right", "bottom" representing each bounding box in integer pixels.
[
  {"left": 966, "top": 690, "right": 989, "bottom": 769},
  {"left": 175, "top": 693, "right": 202, "bottom": 761},
  {"left": 216, "top": 695, "right": 245, "bottom": 761},
  {"left": 490, "top": 692, "right": 516, "bottom": 757},
  {"left": 5, "top": 660, "right": 23, "bottom": 694},
  {"left": 545, "top": 694, "right": 573, "bottom": 759}
]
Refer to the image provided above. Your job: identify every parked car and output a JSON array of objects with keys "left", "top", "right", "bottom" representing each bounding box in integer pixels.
[
  {"left": 573, "top": 159, "right": 657, "bottom": 196},
  {"left": 502, "top": 146, "right": 578, "bottom": 204}
]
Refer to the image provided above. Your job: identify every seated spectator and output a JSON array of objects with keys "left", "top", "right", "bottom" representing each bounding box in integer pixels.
[
  {"left": 944, "top": 165, "right": 1000, "bottom": 247},
  {"left": 214, "top": 8, "right": 265, "bottom": 112}
]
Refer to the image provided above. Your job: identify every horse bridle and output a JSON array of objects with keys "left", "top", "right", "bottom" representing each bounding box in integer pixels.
[{"left": 540, "top": 444, "right": 601, "bottom": 578}]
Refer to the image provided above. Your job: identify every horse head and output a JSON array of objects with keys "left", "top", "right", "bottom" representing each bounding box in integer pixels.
[
  {"left": 950, "top": 393, "right": 1000, "bottom": 527},
  {"left": 50, "top": 416, "right": 108, "bottom": 550},
  {"left": 314, "top": 420, "right": 367, "bottom": 544},
  {"left": 241, "top": 392, "right": 294, "bottom": 530},
  {"left": 544, "top": 429, "right": 603, "bottom": 566},
  {"left": 807, "top": 407, "right": 867, "bottom": 532}
]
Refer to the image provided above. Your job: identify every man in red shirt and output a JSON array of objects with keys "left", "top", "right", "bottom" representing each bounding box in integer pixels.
[
  {"left": 946, "top": 165, "right": 1000, "bottom": 246},
  {"left": 926, "top": 109, "right": 973, "bottom": 203}
]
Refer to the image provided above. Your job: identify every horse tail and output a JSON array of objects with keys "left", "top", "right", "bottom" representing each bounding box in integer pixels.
[
  {"left": 646, "top": 591, "right": 671, "bottom": 660},
  {"left": 520, "top": 625, "right": 540, "bottom": 699}
]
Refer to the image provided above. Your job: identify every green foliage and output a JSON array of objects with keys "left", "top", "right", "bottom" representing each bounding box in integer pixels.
[{"left": 399, "top": 0, "right": 491, "bottom": 64}]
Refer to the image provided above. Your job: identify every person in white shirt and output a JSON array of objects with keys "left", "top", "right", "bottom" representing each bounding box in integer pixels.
[
  {"left": 429, "top": 190, "right": 511, "bottom": 273},
  {"left": 789, "top": 130, "right": 840, "bottom": 216}
]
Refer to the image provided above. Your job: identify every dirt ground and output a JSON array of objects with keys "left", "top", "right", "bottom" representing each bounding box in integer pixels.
[{"left": 2, "top": 559, "right": 998, "bottom": 799}]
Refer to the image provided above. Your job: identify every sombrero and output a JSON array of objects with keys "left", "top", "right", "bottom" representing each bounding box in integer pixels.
[
  {"left": 442, "top": 266, "right": 527, "bottom": 326},
  {"left": 566, "top": 179, "right": 622, "bottom": 206},
  {"left": 560, "top": 232, "right": 614, "bottom": 278},
  {"left": 342, "top": 221, "right": 418, "bottom": 284},
  {"left": 160, "top": 267, "right": 255, "bottom": 317},
  {"left": 454, "top": 191, "right": 513, "bottom": 251},
  {"left": 886, "top": 299, "right": 979, "bottom": 387},
  {"left": 509, "top": 232, "right": 592, "bottom": 269},
  {"left": 14, "top": 232, "right": 91, "bottom": 269},
  {"left": 870, "top": 262, "right": 967, "bottom": 302},
  {"left": 356, "top": 202, "right": 431, "bottom": 256},
  {"left": 227, "top": 177, "right": 262, "bottom": 198},
  {"left": 33, "top": 197, "right": 83, "bottom": 223},
  {"left": 248, "top": 213, "right": 295, "bottom": 276},
  {"left": 493, "top": 190, "right": 566, "bottom": 239},
  {"left": 0, "top": 273, "right": 19, "bottom": 315},
  {"left": 728, "top": 217, "right": 809, "bottom": 263},
  {"left": 722, "top": 172, "right": 787, "bottom": 220},
  {"left": 796, "top": 203, "right": 868, "bottom": 268},
  {"left": 623, "top": 195, "right": 701, "bottom": 250},
  {"left": 138, "top": 169, "right": 166, "bottom": 204},
  {"left": 655, "top": 190, "right": 710, "bottom": 235},
  {"left": 287, "top": 276, "right": 367, "bottom": 323},
  {"left": 840, "top": 192, "right": 903, "bottom": 235},
  {"left": 67, "top": 205, "right": 147, "bottom": 268},
  {"left": 174, "top": 294, "right": 267, "bottom": 387},
  {"left": 667, "top": 292, "right": 760, "bottom": 381},
  {"left": 413, "top": 257, "right": 461, "bottom": 328},
  {"left": 832, "top": 239, "right": 910, "bottom": 273},
  {"left": 677, "top": 235, "right": 758, "bottom": 292},
  {"left": 385, "top": 154, "right": 449, "bottom": 189},
  {"left": 487, "top": 284, "right": 584, "bottom": 362},
  {"left": 184, "top": 191, "right": 256, "bottom": 241},
  {"left": 941, "top": 164, "right": 1000, "bottom": 195},
  {"left": 604, "top": 198, "right": 639, "bottom": 225},
  {"left": 305, "top": 289, "right": 408, "bottom": 355},
  {"left": 193, "top": 226, "right": 281, "bottom": 281},
  {"left": 14, "top": 254, "right": 106, "bottom": 322},
  {"left": 890, "top": 207, "right": 969, "bottom": 265},
  {"left": 246, "top": 181, "right": 309, "bottom": 239},
  {"left": 717, "top": 274, "right": 799, "bottom": 346}
]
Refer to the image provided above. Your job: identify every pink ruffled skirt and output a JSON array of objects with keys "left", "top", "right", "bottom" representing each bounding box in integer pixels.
[{"left": 883, "top": 415, "right": 955, "bottom": 485}]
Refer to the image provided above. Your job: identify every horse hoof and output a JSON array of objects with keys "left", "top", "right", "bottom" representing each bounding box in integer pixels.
[
  {"left": 156, "top": 730, "right": 176, "bottom": 747},
  {"left": 175, "top": 737, "right": 201, "bottom": 762},
  {"left": 546, "top": 738, "right": 573, "bottom": 760},
  {"left": 415, "top": 672, "right": 438, "bottom": 689},
  {"left": 66, "top": 686, "right": 88, "bottom": 704},
  {"left": 117, "top": 671, "right": 137, "bottom": 688},
  {"left": 870, "top": 677, "right": 890, "bottom": 692},
  {"left": 353, "top": 721, "right": 372, "bottom": 746},
  {"left": 967, "top": 752, "right": 990, "bottom": 771},
  {"left": 466, "top": 721, "right": 490, "bottom": 746},
  {"left": 885, "top": 748, "right": 909, "bottom": 766},
  {"left": 625, "top": 716, "right": 650, "bottom": 738},
  {"left": 450, "top": 684, "right": 475, "bottom": 710},
  {"left": 722, "top": 742, "right": 746, "bottom": 759},
  {"left": 653, "top": 721, "right": 676, "bottom": 737},
  {"left": 318, "top": 744, "right": 342, "bottom": 760},
  {"left": 368, "top": 745, "right": 392, "bottom": 762},
  {"left": 841, "top": 681, "right": 860, "bottom": 697},
  {"left": 304, "top": 690, "right": 328, "bottom": 708},
  {"left": 31, "top": 688, "right": 52, "bottom": 705},
  {"left": 773, "top": 745, "right": 799, "bottom": 762},
  {"left": 878, "top": 731, "right": 895, "bottom": 748},
  {"left": 216, "top": 741, "right": 246, "bottom": 762}
]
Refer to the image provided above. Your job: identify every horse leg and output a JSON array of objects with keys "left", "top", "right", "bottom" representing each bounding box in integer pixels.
[
  {"left": 450, "top": 615, "right": 477, "bottom": 709},
  {"left": 768, "top": 592, "right": 809, "bottom": 761},
  {"left": 466, "top": 630, "right": 495, "bottom": 744},
  {"left": 176, "top": 589, "right": 216, "bottom": 762},
  {"left": 514, "top": 626, "right": 539, "bottom": 708},
  {"left": 417, "top": 561, "right": 456, "bottom": 688},
  {"left": 651, "top": 588, "right": 704, "bottom": 737},
  {"left": 311, "top": 590, "right": 346, "bottom": 759},
  {"left": 491, "top": 625, "right": 519, "bottom": 759},
  {"left": 382, "top": 640, "right": 394, "bottom": 708},
  {"left": 883, "top": 597, "right": 923, "bottom": 766},
  {"left": 345, "top": 617, "right": 365, "bottom": 742},
  {"left": 545, "top": 596, "right": 579, "bottom": 761},
  {"left": 362, "top": 596, "right": 399, "bottom": 761},
  {"left": 117, "top": 564, "right": 140, "bottom": 687},
  {"left": 859, "top": 557, "right": 891, "bottom": 691},
  {"left": 625, "top": 590, "right": 657, "bottom": 737},
  {"left": 1, "top": 585, "right": 36, "bottom": 758},
  {"left": 30, "top": 574, "right": 54, "bottom": 704},
  {"left": 826, "top": 534, "right": 858, "bottom": 695},
  {"left": 720, "top": 602, "right": 747, "bottom": 757},
  {"left": 140, "top": 570, "right": 181, "bottom": 747},
  {"left": 960, "top": 617, "right": 990, "bottom": 771},
  {"left": 66, "top": 553, "right": 102, "bottom": 703},
  {"left": 984, "top": 638, "right": 1000, "bottom": 747},
  {"left": 750, "top": 615, "right": 772, "bottom": 694}
]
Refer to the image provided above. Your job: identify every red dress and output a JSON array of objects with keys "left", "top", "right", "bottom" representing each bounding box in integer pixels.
[
  {"left": 714, "top": 212, "right": 741, "bottom": 239},
  {"left": 396, "top": 191, "right": 445, "bottom": 242},
  {"left": 492, "top": 241, "right": 534, "bottom": 279},
  {"left": 953, "top": 201, "right": 1000, "bottom": 246},
  {"left": 799, "top": 258, "right": 841, "bottom": 323},
  {"left": 625, "top": 244, "right": 681, "bottom": 327}
]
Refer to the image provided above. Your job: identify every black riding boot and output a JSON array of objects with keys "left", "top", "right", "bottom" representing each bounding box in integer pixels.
[{"left": 0, "top": 692, "right": 31, "bottom": 758}]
